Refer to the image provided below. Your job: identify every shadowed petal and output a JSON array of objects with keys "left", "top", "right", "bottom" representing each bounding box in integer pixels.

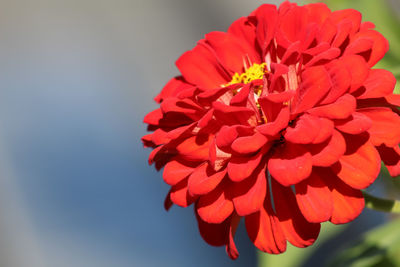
[
  {"left": 268, "top": 143, "right": 312, "bottom": 186},
  {"left": 295, "top": 172, "right": 333, "bottom": 223}
]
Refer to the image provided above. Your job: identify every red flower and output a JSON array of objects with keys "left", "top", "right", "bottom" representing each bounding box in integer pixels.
[{"left": 142, "top": 1, "right": 400, "bottom": 259}]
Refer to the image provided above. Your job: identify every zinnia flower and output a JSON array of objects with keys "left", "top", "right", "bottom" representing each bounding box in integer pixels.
[{"left": 142, "top": 1, "right": 400, "bottom": 259}]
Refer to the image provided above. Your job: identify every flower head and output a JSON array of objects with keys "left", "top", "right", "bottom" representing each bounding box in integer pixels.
[{"left": 142, "top": 1, "right": 400, "bottom": 259}]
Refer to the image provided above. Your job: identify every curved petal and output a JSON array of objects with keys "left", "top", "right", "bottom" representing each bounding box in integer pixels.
[
  {"left": 377, "top": 145, "right": 400, "bottom": 177},
  {"left": 295, "top": 172, "right": 333, "bottom": 223},
  {"left": 163, "top": 159, "right": 196, "bottom": 186},
  {"left": 254, "top": 4, "right": 278, "bottom": 54},
  {"left": 292, "top": 66, "right": 332, "bottom": 114},
  {"left": 228, "top": 16, "right": 257, "bottom": 49},
  {"left": 204, "top": 31, "right": 260, "bottom": 74},
  {"left": 231, "top": 165, "right": 267, "bottom": 216},
  {"left": 188, "top": 164, "right": 227, "bottom": 196},
  {"left": 333, "top": 134, "right": 381, "bottom": 189},
  {"left": 358, "top": 107, "right": 400, "bottom": 147},
  {"left": 272, "top": 180, "right": 321, "bottom": 248},
  {"left": 226, "top": 214, "right": 241, "bottom": 260},
  {"left": 350, "top": 29, "right": 389, "bottom": 68},
  {"left": 334, "top": 112, "right": 372, "bottom": 135},
  {"left": 231, "top": 132, "right": 269, "bottom": 154},
  {"left": 245, "top": 187, "right": 287, "bottom": 254},
  {"left": 197, "top": 181, "right": 234, "bottom": 224},
  {"left": 285, "top": 114, "right": 334, "bottom": 144},
  {"left": 310, "top": 129, "right": 346, "bottom": 167},
  {"left": 256, "top": 106, "right": 290, "bottom": 136},
  {"left": 176, "top": 44, "right": 229, "bottom": 89},
  {"left": 170, "top": 178, "right": 197, "bottom": 207},
  {"left": 307, "top": 94, "right": 356, "bottom": 120},
  {"left": 228, "top": 152, "right": 263, "bottom": 182},
  {"left": 176, "top": 135, "right": 211, "bottom": 161},
  {"left": 320, "top": 168, "right": 365, "bottom": 224},
  {"left": 355, "top": 69, "right": 395, "bottom": 99},
  {"left": 195, "top": 211, "right": 230, "bottom": 247},
  {"left": 268, "top": 142, "right": 312, "bottom": 186},
  {"left": 154, "top": 76, "right": 193, "bottom": 103}
]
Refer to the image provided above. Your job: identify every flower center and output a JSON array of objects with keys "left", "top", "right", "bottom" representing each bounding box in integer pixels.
[{"left": 228, "top": 63, "right": 267, "bottom": 85}]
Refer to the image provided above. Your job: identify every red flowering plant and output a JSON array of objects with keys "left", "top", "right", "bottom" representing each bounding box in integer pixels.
[{"left": 142, "top": 1, "right": 400, "bottom": 259}]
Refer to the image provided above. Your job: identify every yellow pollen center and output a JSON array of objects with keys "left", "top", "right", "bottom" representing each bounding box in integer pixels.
[{"left": 228, "top": 63, "right": 267, "bottom": 85}]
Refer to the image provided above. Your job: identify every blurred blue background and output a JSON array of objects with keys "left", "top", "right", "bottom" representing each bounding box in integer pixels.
[
  {"left": 0, "top": 0, "right": 395, "bottom": 266},
  {"left": 0, "top": 1, "right": 281, "bottom": 266}
]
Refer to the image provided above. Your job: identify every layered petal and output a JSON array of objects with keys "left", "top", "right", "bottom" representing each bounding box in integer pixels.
[{"left": 268, "top": 142, "right": 312, "bottom": 186}]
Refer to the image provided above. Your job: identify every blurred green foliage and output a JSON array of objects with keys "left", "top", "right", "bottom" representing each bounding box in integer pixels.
[
  {"left": 258, "top": 223, "right": 346, "bottom": 267},
  {"left": 327, "top": 217, "right": 400, "bottom": 267},
  {"left": 258, "top": 1, "right": 400, "bottom": 266}
]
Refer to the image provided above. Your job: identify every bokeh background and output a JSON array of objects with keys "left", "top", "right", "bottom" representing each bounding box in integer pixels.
[{"left": 0, "top": 0, "right": 398, "bottom": 266}]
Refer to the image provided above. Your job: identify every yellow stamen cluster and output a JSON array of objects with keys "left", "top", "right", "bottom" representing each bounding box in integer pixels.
[{"left": 228, "top": 63, "right": 267, "bottom": 85}]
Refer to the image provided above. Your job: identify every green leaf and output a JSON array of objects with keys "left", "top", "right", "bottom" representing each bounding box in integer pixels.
[{"left": 327, "top": 217, "right": 400, "bottom": 267}]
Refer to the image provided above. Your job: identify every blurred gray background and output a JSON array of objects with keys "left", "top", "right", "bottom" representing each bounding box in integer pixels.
[
  {"left": 0, "top": 0, "right": 389, "bottom": 267},
  {"left": 0, "top": 0, "right": 283, "bottom": 266}
]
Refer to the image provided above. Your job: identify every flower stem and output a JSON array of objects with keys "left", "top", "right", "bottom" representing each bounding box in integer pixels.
[{"left": 362, "top": 191, "right": 400, "bottom": 213}]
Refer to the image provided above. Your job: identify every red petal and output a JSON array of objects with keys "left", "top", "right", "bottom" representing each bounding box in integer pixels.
[
  {"left": 204, "top": 31, "right": 260, "bottom": 74},
  {"left": 338, "top": 55, "right": 369, "bottom": 93},
  {"left": 231, "top": 165, "right": 267, "bottom": 216},
  {"left": 197, "top": 182, "right": 234, "bottom": 224},
  {"left": 170, "top": 178, "right": 196, "bottom": 207},
  {"left": 216, "top": 125, "right": 252, "bottom": 149},
  {"left": 320, "top": 168, "right": 365, "bottom": 224},
  {"left": 268, "top": 143, "right": 312, "bottom": 186},
  {"left": 160, "top": 98, "right": 203, "bottom": 118},
  {"left": 344, "top": 37, "right": 373, "bottom": 56},
  {"left": 154, "top": 76, "right": 193, "bottom": 103},
  {"left": 386, "top": 94, "right": 400, "bottom": 107},
  {"left": 292, "top": 66, "right": 332, "bottom": 114},
  {"left": 231, "top": 132, "right": 269, "bottom": 154},
  {"left": 209, "top": 136, "right": 231, "bottom": 171},
  {"left": 334, "top": 135, "right": 380, "bottom": 189},
  {"left": 319, "top": 59, "right": 351, "bottom": 105},
  {"left": 254, "top": 4, "right": 278, "bottom": 54},
  {"left": 329, "top": 9, "right": 361, "bottom": 36},
  {"left": 278, "top": 5, "right": 308, "bottom": 45},
  {"left": 256, "top": 106, "right": 290, "bottom": 136},
  {"left": 226, "top": 214, "right": 241, "bottom": 260},
  {"left": 228, "top": 16, "right": 257, "bottom": 49},
  {"left": 163, "top": 159, "right": 196, "bottom": 186},
  {"left": 351, "top": 30, "right": 389, "bottom": 68},
  {"left": 143, "top": 108, "right": 163, "bottom": 125},
  {"left": 295, "top": 172, "right": 333, "bottom": 223},
  {"left": 307, "top": 94, "right": 356, "bottom": 119},
  {"left": 304, "top": 3, "right": 331, "bottom": 25},
  {"left": 164, "top": 191, "right": 173, "bottom": 211},
  {"left": 263, "top": 90, "right": 296, "bottom": 103},
  {"left": 334, "top": 112, "right": 372, "bottom": 135},
  {"left": 377, "top": 145, "right": 400, "bottom": 177},
  {"left": 358, "top": 107, "right": 400, "bottom": 147},
  {"left": 357, "top": 69, "right": 396, "bottom": 99},
  {"left": 245, "top": 188, "right": 287, "bottom": 254},
  {"left": 213, "top": 102, "right": 257, "bottom": 126},
  {"left": 188, "top": 164, "right": 227, "bottom": 196},
  {"left": 176, "top": 44, "right": 229, "bottom": 89},
  {"left": 304, "top": 47, "right": 340, "bottom": 67},
  {"left": 228, "top": 152, "right": 263, "bottom": 182},
  {"left": 331, "top": 21, "right": 353, "bottom": 48},
  {"left": 285, "top": 114, "right": 333, "bottom": 144},
  {"left": 310, "top": 129, "right": 346, "bottom": 167},
  {"left": 272, "top": 180, "right": 321, "bottom": 247},
  {"left": 176, "top": 135, "right": 211, "bottom": 161},
  {"left": 195, "top": 211, "right": 229, "bottom": 247},
  {"left": 313, "top": 118, "right": 335, "bottom": 144}
]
